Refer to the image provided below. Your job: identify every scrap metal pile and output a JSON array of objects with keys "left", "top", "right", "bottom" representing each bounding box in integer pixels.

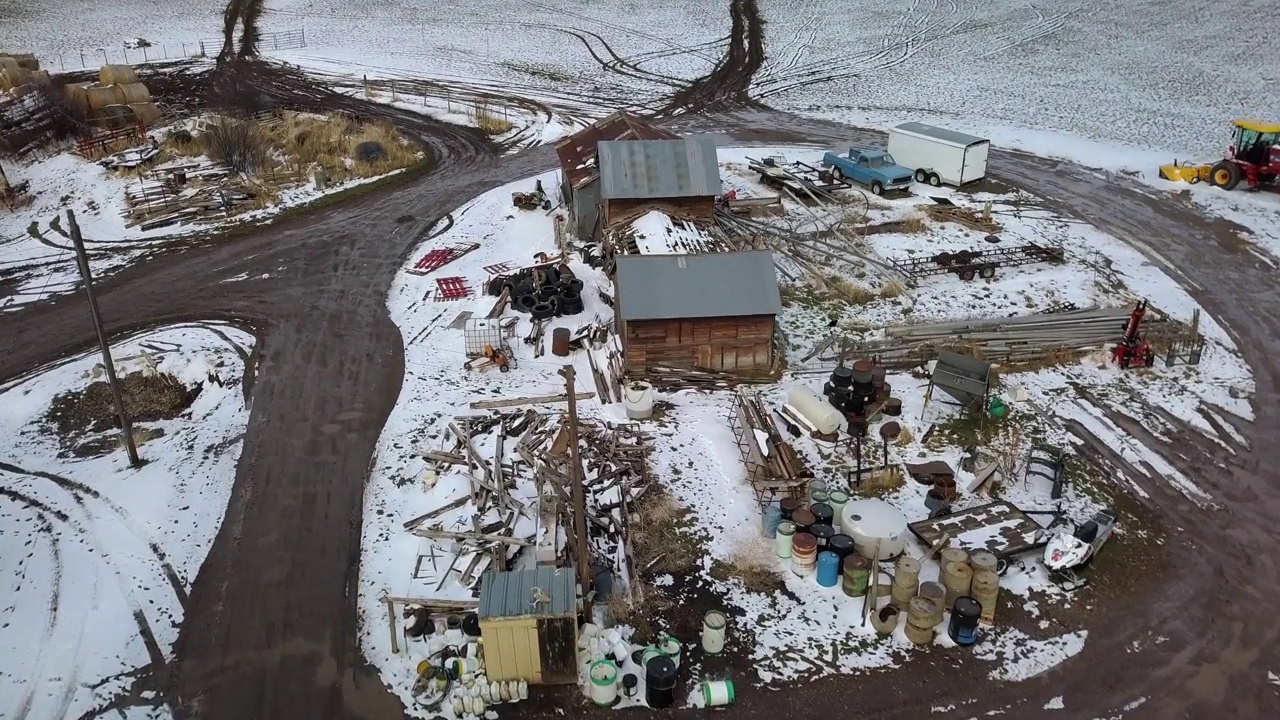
[{"left": 809, "top": 305, "right": 1180, "bottom": 369}]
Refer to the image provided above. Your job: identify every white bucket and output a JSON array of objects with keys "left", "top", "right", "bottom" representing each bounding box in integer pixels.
[
  {"left": 589, "top": 659, "right": 618, "bottom": 706},
  {"left": 701, "top": 611, "right": 727, "bottom": 654},
  {"left": 658, "top": 633, "right": 682, "bottom": 669},
  {"left": 702, "top": 679, "right": 735, "bottom": 706},
  {"left": 624, "top": 381, "right": 655, "bottom": 420}
]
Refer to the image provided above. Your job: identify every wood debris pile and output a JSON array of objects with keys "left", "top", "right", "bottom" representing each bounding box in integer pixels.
[
  {"left": 122, "top": 160, "right": 258, "bottom": 230},
  {"left": 642, "top": 363, "right": 776, "bottom": 391},
  {"left": 730, "top": 387, "right": 812, "bottom": 501},
  {"left": 924, "top": 203, "right": 1002, "bottom": 234}
]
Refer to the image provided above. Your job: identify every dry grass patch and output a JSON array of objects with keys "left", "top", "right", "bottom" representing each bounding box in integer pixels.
[
  {"left": 828, "top": 275, "right": 876, "bottom": 304},
  {"left": 894, "top": 425, "right": 914, "bottom": 446},
  {"left": 629, "top": 486, "right": 698, "bottom": 577},
  {"left": 262, "top": 112, "right": 419, "bottom": 181},
  {"left": 471, "top": 100, "right": 514, "bottom": 136},
  {"left": 879, "top": 278, "right": 905, "bottom": 298},
  {"left": 724, "top": 533, "right": 784, "bottom": 594},
  {"left": 901, "top": 210, "right": 928, "bottom": 233}
]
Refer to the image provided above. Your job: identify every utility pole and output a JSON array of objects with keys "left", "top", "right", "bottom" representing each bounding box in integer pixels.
[
  {"left": 559, "top": 365, "right": 592, "bottom": 618},
  {"left": 67, "top": 210, "right": 141, "bottom": 467}
]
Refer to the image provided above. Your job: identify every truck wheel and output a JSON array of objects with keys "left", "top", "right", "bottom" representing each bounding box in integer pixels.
[
  {"left": 870, "top": 181, "right": 884, "bottom": 196},
  {"left": 958, "top": 268, "right": 977, "bottom": 281},
  {"left": 914, "top": 168, "right": 928, "bottom": 183},
  {"left": 1210, "top": 161, "right": 1241, "bottom": 191},
  {"left": 830, "top": 166, "right": 843, "bottom": 182},
  {"left": 927, "top": 172, "right": 942, "bottom": 187},
  {"left": 979, "top": 264, "right": 997, "bottom": 279}
]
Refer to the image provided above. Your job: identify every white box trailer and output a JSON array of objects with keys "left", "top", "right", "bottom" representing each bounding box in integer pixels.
[{"left": 887, "top": 122, "right": 990, "bottom": 187}]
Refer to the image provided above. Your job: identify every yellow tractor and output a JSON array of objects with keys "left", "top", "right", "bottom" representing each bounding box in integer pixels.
[{"left": 1160, "top": 119, "right": 1280, "bottom": 191}]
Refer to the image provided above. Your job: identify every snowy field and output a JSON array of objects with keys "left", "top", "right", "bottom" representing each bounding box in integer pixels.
[
  {"left": 0, "top": 322, "right": 255, "bottom": 720},
  {"left": 358, "top": 150, "right": 1252, "bottom": 714}
]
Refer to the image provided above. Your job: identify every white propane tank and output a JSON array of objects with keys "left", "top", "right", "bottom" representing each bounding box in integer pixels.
[
  {"left": 624, "top": 381, "right": 655, "bottom": 420},
  {"left": 840, "top": 498, "right": 909, "bottom": 560},
  {"left": 787, "top": 386, "right": 843, "bottom": 435}
]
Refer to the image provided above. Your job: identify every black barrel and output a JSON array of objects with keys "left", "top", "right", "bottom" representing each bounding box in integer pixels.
[
  {"left": 810, "top": 502, "right": 834, "bottom": 526},
  {"left": 810, "top": 523, "right": 834, "bottom": 548},
  {"left": 871, "top": 365, "right": 886, "bottom": 389},
  {"left": 791, "top": 508, "right": 816, "bottom": 535},
  {"left": 948, "top": 596, "right": 983, "bottom": 646},
  {"left": 460, "top": 612, "right": 481, "bottom": 637},
  {"left": 831, "top": 365, "right": 853, "bottom": 388},
  {"left": 645, "top": 655, "right": 677, "bottom": 708},
  {"left": 828, "top": 533, "right": 856, "bottom": 561},
  {"left": 779, "top": 496, "right": 801, "bottom": 520}
]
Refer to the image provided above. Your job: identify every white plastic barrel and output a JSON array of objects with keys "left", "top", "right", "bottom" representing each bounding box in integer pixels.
[
  {"left": 589, "top": 659, "right": 618, "bottom": 705},
  {"left": 701, "top": 611, "right": 727, "bottom": 654},
  {"left": 788, "top": 386, "right": 843, "bottom": 435},
  {"left": 624, "top": 381, "right": 655, "bottom": 420},
  {"left": 701, "top": 680, "right": 735, "bottom": 706}
]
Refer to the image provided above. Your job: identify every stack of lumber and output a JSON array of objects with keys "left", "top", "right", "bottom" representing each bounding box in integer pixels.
[
  {"left": 122, "top": 160, "right": 257, "bottom": 231},
  {"left": 643, "top": 364, "right": 775, "bottom": 391},
  {"left": 924, "top": 203, "right": 1002, "bottom": 234},
  {"left": 732, "top": 388, "right": 812, "bottom": 494}
]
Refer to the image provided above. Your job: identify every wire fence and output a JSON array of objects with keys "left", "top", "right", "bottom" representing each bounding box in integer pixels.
[{"left": 36, "top": 29, "right": 307, "bottom": 72}]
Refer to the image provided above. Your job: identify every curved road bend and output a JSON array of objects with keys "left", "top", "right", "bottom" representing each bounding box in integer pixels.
[{"left": 2, "top": 4, "right": 1279, "bottom": 720}]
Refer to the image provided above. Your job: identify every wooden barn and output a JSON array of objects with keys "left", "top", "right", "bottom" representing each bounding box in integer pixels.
[
  {"left": 477, "top": 566, "right": 578, "bottom": 685},
  {"left": 615, "top": 250, "right": 781, "bottom": 376},
  {"left": 555, "top": 112, "right": 676, "bottom": 242},
  {"left": 596, "top": 136, "right": 722, "bottom": 232}
]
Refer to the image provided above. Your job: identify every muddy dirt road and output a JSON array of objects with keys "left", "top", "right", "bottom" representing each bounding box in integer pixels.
[{"left": 2, "top": 1, "right": 1279, "bottom": 719}]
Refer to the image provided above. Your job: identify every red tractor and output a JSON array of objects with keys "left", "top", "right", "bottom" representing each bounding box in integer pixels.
[
  {"left": 1160, "top": 119, "right": 1280, "bottom": 191},
  {"left": 1112, "top": 300, "right": 1155, "bottom": 369}
]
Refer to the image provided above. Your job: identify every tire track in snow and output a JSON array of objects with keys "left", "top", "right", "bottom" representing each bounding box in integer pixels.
[{"left": 980, "top": 4, "right": 1083, "bottom": 57}]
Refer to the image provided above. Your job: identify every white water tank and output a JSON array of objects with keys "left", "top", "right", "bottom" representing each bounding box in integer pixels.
[
  {"left": 624, "top": 381, "right": 654, "bottom": 420},
  {"left": 840, "top": 498, "right": 908, "bottom": 560},
  {"left": 787, "top": 385, "right": 842, "bottom": 435}
]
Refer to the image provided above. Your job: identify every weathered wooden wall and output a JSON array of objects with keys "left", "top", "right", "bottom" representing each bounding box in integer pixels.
[
  {"left": 622, "top": 314, "right": 775, "bottom": 374},
  {"left": 603, "top": 196, "right": 715, "bottom": 227}
]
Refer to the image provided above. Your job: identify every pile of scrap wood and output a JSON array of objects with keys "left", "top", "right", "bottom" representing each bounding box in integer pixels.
[
  {"left": 0, "top": 86, "right": 77, "bottom": 158},
  {"left": 522, "top": 414, "right": 651, "bottom": 594},
  {"left": 923, "top": 199, "right": 1002, "bottom": 234},
  {"left": 122, "top": 159, "right": 257, "bottom": 230},
  {"left": 401, "top": 411, "right": 544, "bottom": 592},
  {"left": 642, "top": 364, "right": 775, "bottom": 391}
]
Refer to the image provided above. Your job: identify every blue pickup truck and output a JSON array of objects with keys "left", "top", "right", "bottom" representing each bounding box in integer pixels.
[{"left": 822, "top": 147, "right": 915, "bottom": 195}]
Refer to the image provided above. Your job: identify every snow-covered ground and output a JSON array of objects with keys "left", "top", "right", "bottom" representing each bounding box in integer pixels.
[
  {"left": 0, "top": 322, "right": 255, "bottom": 720},
  {"left": 360, "top": 149, "right": 1251, "bottom": 713},
  {"left": 0, "top": 149, "right": 405, "bottom": 314}
]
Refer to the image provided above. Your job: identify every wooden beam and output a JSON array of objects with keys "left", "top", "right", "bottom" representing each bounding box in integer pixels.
[
  {"left": 470, "top": 392, "right": 595, "bottom": 410},
  {"left": 401, "top": 495, "right": 469, "bottom": 529},
  {"left": 413, "top": 528, "right": 533, "bottom": 546}
]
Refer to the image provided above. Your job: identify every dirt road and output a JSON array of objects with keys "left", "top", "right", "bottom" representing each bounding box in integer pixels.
[{"left": 2, "top": 1, "right": 1278, "bottom": 719}]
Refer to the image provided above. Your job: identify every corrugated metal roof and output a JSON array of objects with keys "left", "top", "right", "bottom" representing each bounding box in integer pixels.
[
  {"left": 555, "top": 112, "right": 678, "bottom": 189},
  {"left": 478, "top": 566, "right": 577, "bottom": 619},
  {"left": 893, "top": 122, "right": 989, "bottom": 148},
  {"left": 616, "top": 250, "right": 781, "bottom": 322},
  {"left": 598, "top": 137, "right": 722, "bottom": 200}
]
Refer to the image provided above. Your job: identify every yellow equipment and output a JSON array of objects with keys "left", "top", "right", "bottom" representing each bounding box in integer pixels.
[
  {"left": 1160, "top": 118, "right": 1280, "bottom": 189},
  {"left": 1158, "top": 160, "right": 1210, "bottom": 184}
]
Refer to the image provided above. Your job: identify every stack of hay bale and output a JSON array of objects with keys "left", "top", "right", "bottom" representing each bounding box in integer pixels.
[
  {"left": 64, "top": 64, "right": 161, "bottom": 129},
  {"left": 0, "top": 53, "right": 51, "bottom": 97}
]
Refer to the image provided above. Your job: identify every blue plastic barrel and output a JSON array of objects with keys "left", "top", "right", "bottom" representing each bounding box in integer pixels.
[
  {"left": 762, "top": 503, "right": 782, "bottom": 538},
  {"left": 816, "top": 551, "right": 840, "bottom": 587}
]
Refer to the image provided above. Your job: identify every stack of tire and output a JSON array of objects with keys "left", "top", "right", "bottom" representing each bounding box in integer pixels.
[{"left": 488, "top": 263, "right": 585, "bottom": 320}]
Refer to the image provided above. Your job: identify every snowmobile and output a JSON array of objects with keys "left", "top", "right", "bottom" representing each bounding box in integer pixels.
[{"left": 1042, "top": 507, "right": 1117, "bottom": 591}]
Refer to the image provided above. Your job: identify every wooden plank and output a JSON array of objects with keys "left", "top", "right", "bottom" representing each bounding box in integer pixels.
[
  {"left": 401, "top": 495, "right": 469, "bottom": 529},
  {"left": 413, "top": 527, "right": 533, "bottom": 546},
  {"left": 470, "top": 392, "right": 594, "bottom": 409}
]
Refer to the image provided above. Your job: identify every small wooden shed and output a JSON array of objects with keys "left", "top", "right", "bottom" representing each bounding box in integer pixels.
[
  {"left": 615, "top": 250, "right": 782, "bottom": 375},
  {"left": 478, "top": 566, "right": 579, "bottom": 684}
]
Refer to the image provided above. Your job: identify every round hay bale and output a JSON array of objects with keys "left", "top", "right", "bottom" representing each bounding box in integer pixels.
[
  {"left": 100, "top": 104, "right": 137, "bottom": 130},
  {"left": 15, "top": 54, "right": 39, "bottom": 71},
  {"left": 32, "top": 69, "right": 51, "bottom": 86},
  {"left": 117, "top": 82, "right": 151, "bottom": 104},
  {"left": 0, "top": 67, "right": 32, "bottom": 89},
  {"left": 86, "top": 84, "right": 126, "bottom": 111},
  {"left": 64, "top": 82, "right": 92, "bottom": 114},
  {"left": 353, "top": 141, "right": 387, "bottom": 163},
  {"left": 129, "top": 102, "right": 161, "bottom": 126},
  {"left": 0, "top": 57, "right": 20, "bottom": 74},
  {"left": 100, "top": 64, "right": 139, "bottom": 86}
]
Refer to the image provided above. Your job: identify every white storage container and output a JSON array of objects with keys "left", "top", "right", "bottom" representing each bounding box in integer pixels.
[
  {"left": 887, "top": 122, "right": 990, "bottom": 187},
  {"left": 840, "top": 498, "right": 908, "bottom": 560},
  {"left": 464, "top": 318, "right": 504, "bottom": 358},
  {"left": 787, "top": 386, "right": 843, "bottom": 435}
]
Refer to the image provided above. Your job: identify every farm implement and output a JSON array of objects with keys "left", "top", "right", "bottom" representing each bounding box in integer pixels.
[
  {"left": 1159, "top": 118, "right": 1280, "bottom": 192},
  {"left": 890, "top": 243, "right": 1065, "bottom": 282}
]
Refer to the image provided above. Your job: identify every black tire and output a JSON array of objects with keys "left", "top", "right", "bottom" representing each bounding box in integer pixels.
[
  {"left": 914, "top": 168, "right": 928, "bottom": 183},
  {"left": 830, "top": 166, "right": 844, "bottom": 182},
  {"left": 565, "top": 278, "right": 584, "bottom": 293},
  {"left": 979, "top": 264, "right": 997, "bottom": 279},
  {"left": 515, "top": 280, "right": 534, "bottom": 297},
  {"left": 984, "top": 234, "right": 1001, "bottom": 244},
  {"left": 550, "top": 295, "right": 563, "bottom": 317},
  {"left": 1210, "top": 161, "right": 1241, "bottom": 191},
  {"left": 870, "top": 181, "right": 884, "bottom": 196},
  {"left": 559, "top": 290, "right": 584, "bottom": 315},
  {"left": 958, "top": 267, "right": 977, "bottom": 281},
  {"left": 531, "top": 302, "right": 555, "bottom": 320},
  {"left": 996, "top": 558, "right": 1010, "bottom": 576},
  {"left": 489, "top": 276, "right": 508, "bottom": 296},
  {"left": 927, "top": 172, "right": 942, "bottom": 187},
  {"left": 537, "top": 284, "right": 558, "bottom": 301},
  {"left": 515, "top": 293, "right": 538, "bottom": 313}
]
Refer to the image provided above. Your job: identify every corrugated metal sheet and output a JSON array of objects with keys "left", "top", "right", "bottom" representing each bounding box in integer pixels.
[
  {"left": 555, "top": 111, "right": 677, "bottom": 189},
  {"left": 615, "top": 250, "right": 781, "bottom": 322},
  {"left": 478, "top": 566, "right": 576, "bottom": 619},
  {"left": 893, "top": 122, "right": 988, "bottom": 148},
  {"left": 598, "top": 137, "right": 722, "bottom": 200}
]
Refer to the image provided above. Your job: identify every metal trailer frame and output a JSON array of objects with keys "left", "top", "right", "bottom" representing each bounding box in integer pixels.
[
  {"left": 891, "top": 243, "right": 1066, "bottom": 281},
  {"left": 907, "top": 500, "right": 1053, "bottom": 570},
  {"left": 748, "top": 157, "right": 848, "bottom": 198}
]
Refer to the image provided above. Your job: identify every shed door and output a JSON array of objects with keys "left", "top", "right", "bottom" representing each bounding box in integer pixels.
[{"left": 536, "top": 617, "right": 578, "bottom": 684}]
